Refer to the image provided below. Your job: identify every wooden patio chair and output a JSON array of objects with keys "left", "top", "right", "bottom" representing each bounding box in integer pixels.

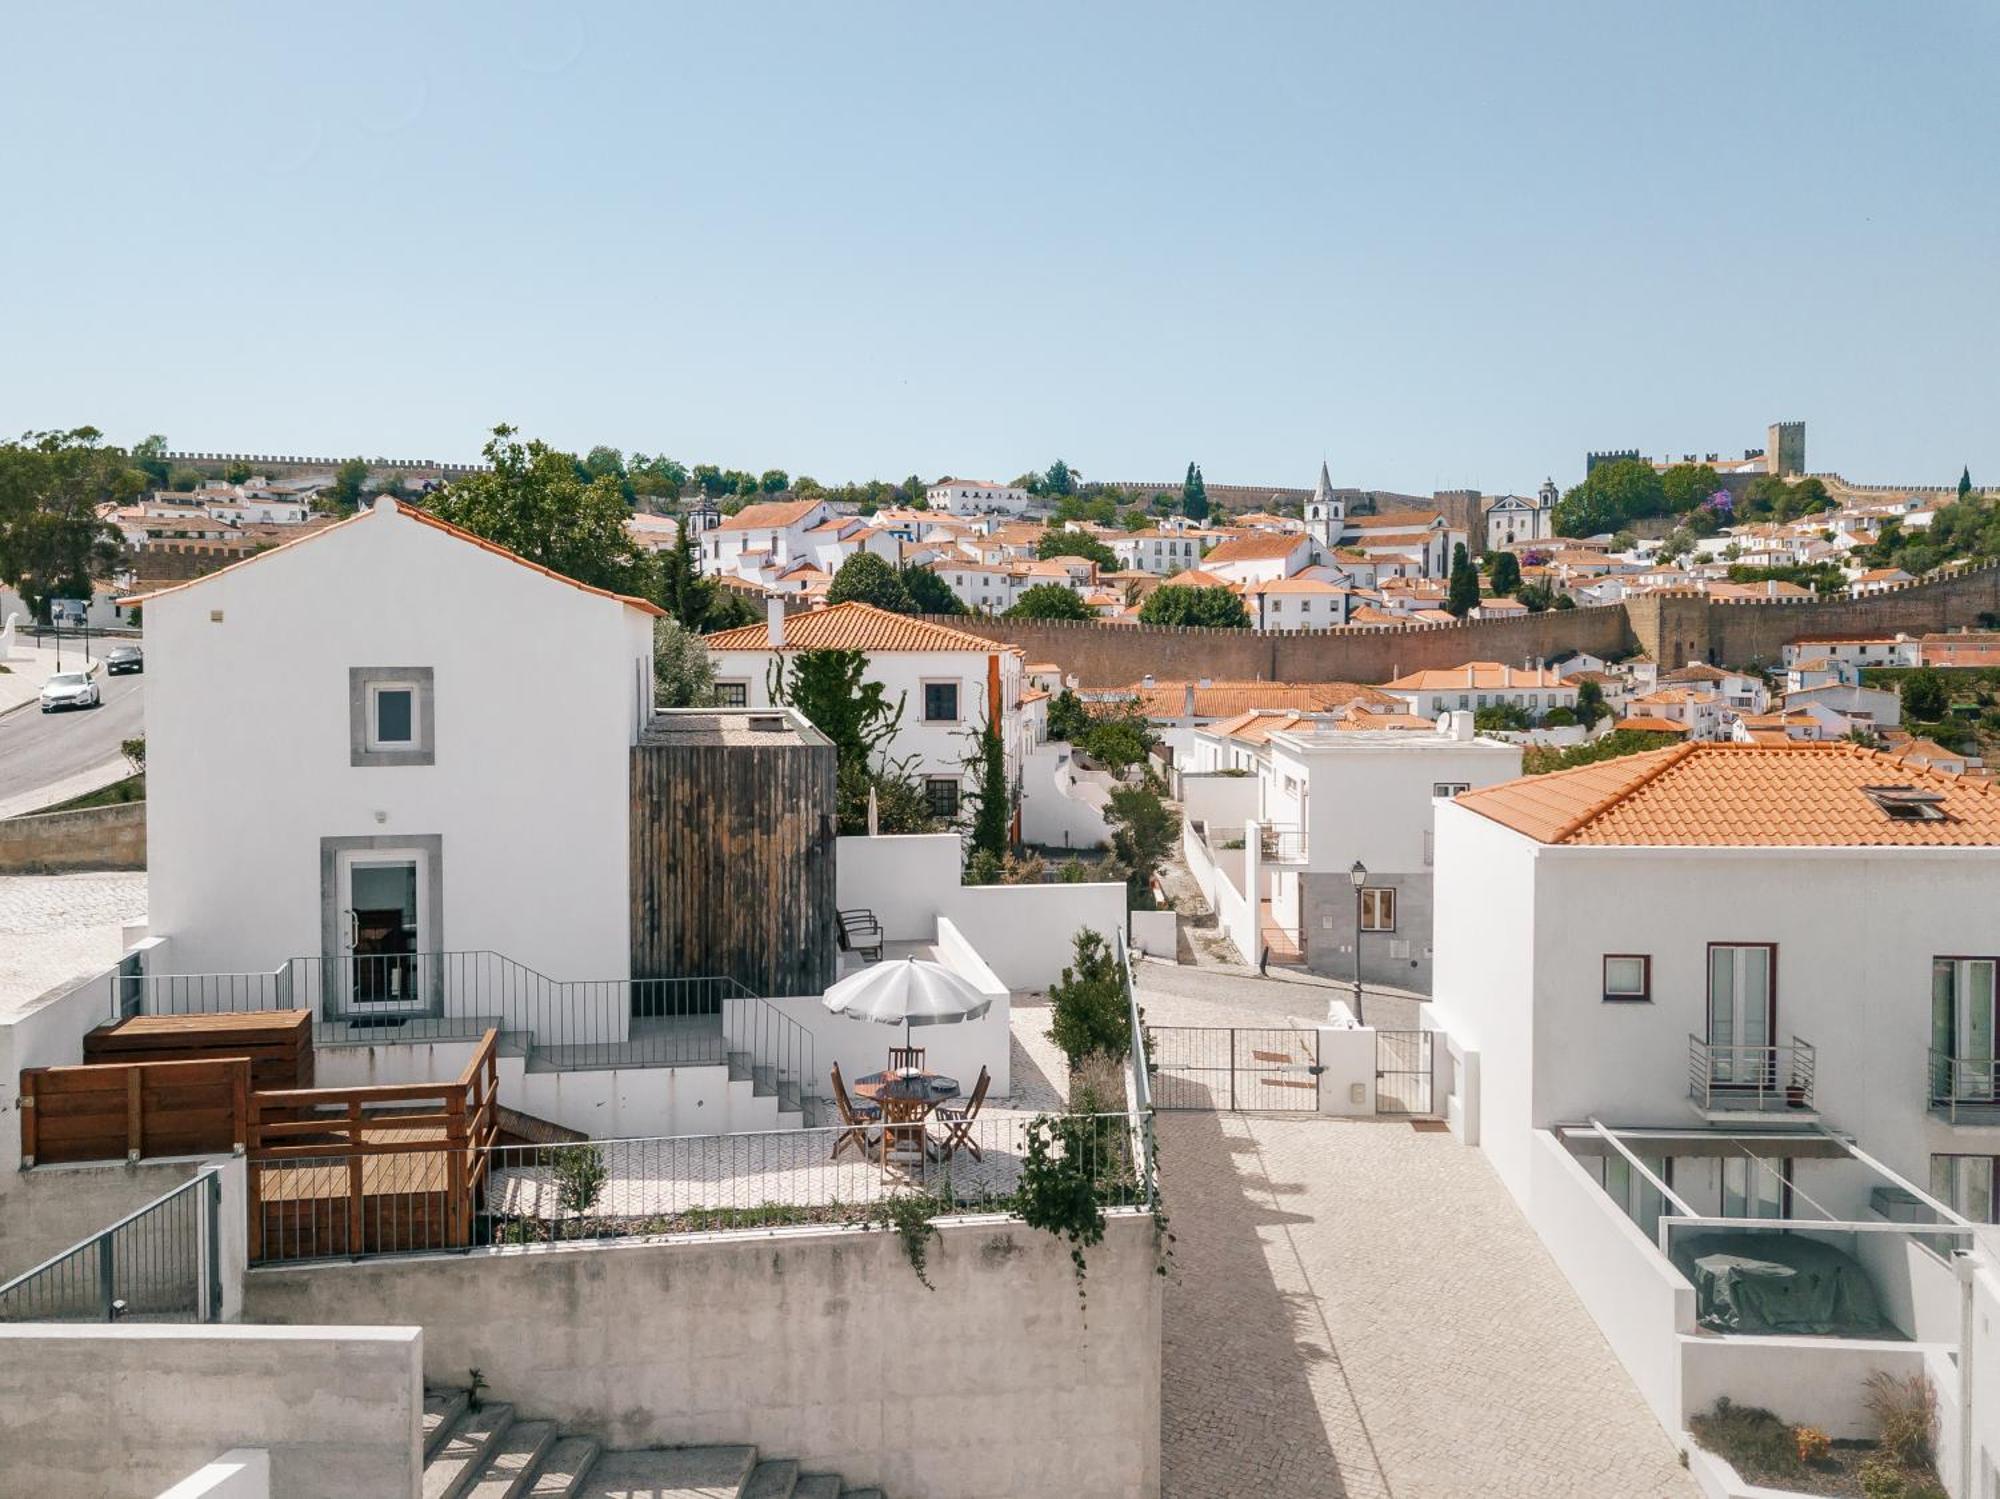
[
  {"left": 932, "top": 1066, "right": 991, "bottom": 1163},
  {"left": 829, "top": 1063, "right": 880, "bottom": 1163},
  {"left": 836, "top": 909, "right": 884, "bottom": 963},
  {"left": 887, "top": 1044, "right": 926, "bottom": 1073}
]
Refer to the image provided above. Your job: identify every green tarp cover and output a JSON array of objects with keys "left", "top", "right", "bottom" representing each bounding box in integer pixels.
[{"left": 1671, "top": 1232, "right": 1890, "bottom": 1337}]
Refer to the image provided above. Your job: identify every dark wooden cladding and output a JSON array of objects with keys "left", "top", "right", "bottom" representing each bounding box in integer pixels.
[{"left": 630, "top": 733, "right": 837, "bottom": 998}]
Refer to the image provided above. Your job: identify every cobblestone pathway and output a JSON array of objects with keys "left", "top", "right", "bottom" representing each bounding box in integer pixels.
[{"left": 0, "top": 872, "right": 148, "bottom": 1016}]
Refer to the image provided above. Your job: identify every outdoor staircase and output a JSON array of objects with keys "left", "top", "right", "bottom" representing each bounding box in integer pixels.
[
  {"left": 727, "top": 1049, "right": 823, "bottom": 1129},
  {"left": 424, "top": 1386, "right": 885, "bottom": 1499}
]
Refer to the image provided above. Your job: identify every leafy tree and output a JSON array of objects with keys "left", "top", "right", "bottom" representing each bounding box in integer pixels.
[
  {"left": 693, "top": 463, "right": 730, "bottom": 498},
  {"left": 1515, "top": 583, "right": 1555, "bottom": 612},
  {"left": 376, "top": 473, "right": 409, "bottom": 502},
  {"left": 326, "top": 456, "right": 371, "bottom": 511},
  {"left": 655, "top": 512, "right": 713, "bottom": 629},
  {"left": 1553, "top": 593, "right": 1576, "bottom": 610},
  {"left": 758, "top": 469, "right": 789, "bottom": 494},
  {"left": 1122, "top": 510, "right": 1152, "bottom": 532},
  {"left": 962, "top": 717, "right": 1013, "bottom": 865},
  {"left": 130, "top": 434, "right": 170, "bottom": 487},
  {"left": 1008, "top": 583, "right": 1093, "bottom": 621},
  {"left": 223, "top": 460, "right": 253, "bottom": 485},
  {"left": 1553, "top": 459, "right": 1664, "bottom": 537},
  {"left": 1660, "top": 463, "right": 1722, "bottom": 515},
  {"left": 1106, "top": 782, "right": 1175, "bottom": 909},
  {"left": 628, "top": 453, "right": 688, "bottom": 497},
  {"left": 899, "top": 473, "right": 926, "bottom": 504},
  {"left": 769, "top": 648, "right": 905, "bottom": 770},
  {"left": 702, "top": 585, "right": 762, "bottom": 632},
  {"left": 1043, "top": 459, "right": 1077, "bottom": 497},
  {"left": 1961, "top": 467, "right": 1974, "bottom": 501},
  {"left": 167, "top": 466, "right": 203, "bottom": 492},
  {"left": 582, "top": 445, "right": 627, "bottom": 482},
  {"left": 900, "top": 565, "right": 966, "bottom": 615},
  {"left": 836, "top": 755, "right": 939, "bottom": 836},
  {"left": 1046, "top": 929, "right": 1131, "bottom": 1068},
  {"left": 652, "top": 617, "right": 716, "bottom": 707},
  {"left": 0, "top": 427, "right": 138, "bottom": 618},
  {"left": 428, "top": 426, "right": 652, "bottom": 594},
  {"left": 1082, "top": 718, "right": 1151, "bottom": 771},
  {"left": 1038, "top": 529, "right": 1118, "bottom": 571},
  {"left": 1474, "top": 702, "right": 1531, "bottom": 732},
  {"left": 1181, "top": 462, "right": 1209, "bottom": 522},
  {"left": 1541, "top": 705, "right": 1579, "bottom": 727},
  {"left": 1575, "top": 678, "right": 1607, "bottom": 727},
  {"left": 827, "top": 551, "right": 914, "bottom": 612},
  {"left": 1901, "top": 667, "right": 1950, "bottom": 722},
  {"left": 1446, "top": 542, "right": 1479, "bottom": 617},
  {"left": 1522, "top": 729, "right": 1682, "bottom": 775},
  {"left": 1047, "top": 689, "right": 1091, "bottom": 743},
  {"left": 1487, "top": 550, "right": 1522, "bottom": 596},
  {"left": 1137, "top": 584, "right": 1248, "bottom": 628}
]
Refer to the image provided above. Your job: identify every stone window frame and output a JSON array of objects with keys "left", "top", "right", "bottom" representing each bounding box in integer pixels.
[{"left": 350, "top": 666, "right": 435, "bottom": 767}]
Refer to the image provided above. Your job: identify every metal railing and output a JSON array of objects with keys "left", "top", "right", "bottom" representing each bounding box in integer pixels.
[
  {"left": 1686, "top": 1034, "right": 1816, "bottom": 1114},
  {"left": 1927, "top": 1049, "right": 2000, "bottom": 1124},
  {"left": 0, "top": 1171, "right": 221, "bottom": 1322},
  {"left": 1258, "top": 825, "right": 1309, "bottom": 863},
  {"left": 251, "top": 1112, "right": 1149, "bottom": 1263},
  {"left": 132, "top": 951, "right": 815, "bottom": 1110},
  {"left": 1117, "top": 930, "right": 1158, "bottom": 1208}
]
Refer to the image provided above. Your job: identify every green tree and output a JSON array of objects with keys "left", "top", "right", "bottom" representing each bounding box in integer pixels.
[
  {"left": 1181, "top": 462, "right": 1209, "bottom": 522},
  {"left": 1081, "top": 718, "right": 1151, "bottom": 771},
  {"left": 1553, "top": 459, "right": 1665, "bottom": 537},
  {"left": 1961, "top": 466, "right": 1974, "bottom": 500},
  {"left": 582, "top": 445, "right": 626, "bottom": 482},
  {"left": 1043, "top": 459, "right": 1077, "bottom": 497},
  {"left": 1487, "top": 550, "right": 1522, "bottom": 596},
  {"left": 769, "top": 649, "right": 905, "bottom": 770},
  {"left": 628, "top": 453, "right": 688, "bottom": 497},
  {"left": 1106, "top": 782, "right": 1175, "bottom": 908},
  {"left": 325, "top": 456, "right": 371, "bottom": 511},
  {"left": 1137, "top": 584, "right": 1249, "bottom": 628},
  {"left": 167, "top": 465, "right": 203, "bottom": 492},
  {"left": 1660, "top": 463, "right": 1722, "bottom": 515},
  {"left": 223, "top": 460, "right": 253, "bottom": 485},
  {"left": 652, "top": 617, "right": 716, "bottom": 707},
  {"left": 1901, "top": 667, "right": 1950, "bottom": 722},
  {"left": 1515, "top": 582, "right": 1555, "bottom": 612},
  {"left": 1122, "top": 509, "right": 1152, "bottom": 532},
  {"left": 1474, "top": 702, "right": 1531, "bottom": 732},
  {"left": 758, "top": 469, "right": 789, "bottom": 494},
  {"left": 130, "top": 434, "right": 170, "bottom": 487},
  {"left": 0, "top": 428, "right": 138, "bottom": 618},
  {"left": 1008, "top": 583, "right": 1093, "bottom": 621},
  {"left": 693, "top": 464, "right": 730, "bottom": 498},
  {"left": 900, "top": 565, "right": 966, "bottom": 615},
  {"left": 655, "top": 513, "right": 713, "bottom": 630},
  {"left": 827, "top": 551, "right": 915, "bottom": 612},
  {"left": 962, "top": 717, "right": 1013, "bottom": 864},
  {"left": 836, "top": 757, "right": 941, "bottom": 837},
  {"left": 1038, "top": 529, "right": 1118, "bottom": 571},
  {"left": 1446, "top": 542, "right": 1479, "bottom": 617},
  {"left": 1045, "top": 929, "right": 1131, "bottom": 1068},
  {"left": 1047, "top": 689, "right": 1091, "bottom": 743},
  {"left": 1575, "top": 678, "right": 1607, "bottom": 728},
  {"left": 428, "top": 426, "right": 652, "bottom": 594}
]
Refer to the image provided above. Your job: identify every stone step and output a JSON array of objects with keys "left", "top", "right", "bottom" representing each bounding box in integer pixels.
[
  {"left": 424, "top": 1402, "right": 515, "bottom": 1499},
  {"left": 742, "top": 1458, "right": 799, "bottom": 1498},
  {"left": 423, "top": 1389, "right": 471, "bottom": 1464},
  {"left": 466, "top": 1418, "right": 557, "bottom": 1499},
  {"left": 573, "top": 1445, "right": 757, "bottom": 1498},
  {"left": 791, "top": 1477, "right": 842, "bottom": 1499},
  {"left": 523, "top": 1437, "right": 602, "bottom": 1498}
]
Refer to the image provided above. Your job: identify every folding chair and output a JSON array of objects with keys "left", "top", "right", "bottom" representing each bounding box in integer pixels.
[
  {"left": 887, "top": 1044, "right": 926, "bottom": 1073},
  {"left": 933, "top": 1066, "right": 991, "bottom": 1163},
  {"left": 836, "top": 909, "right": 885, "bottom": 963},
  {"left": 829, "top": 1063, "right": 881, "bottom": 1163}
]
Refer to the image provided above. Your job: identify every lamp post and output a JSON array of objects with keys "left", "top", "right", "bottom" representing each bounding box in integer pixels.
[{"left": 1348, "top": 859, "right": 1368, "bottom": 1025}]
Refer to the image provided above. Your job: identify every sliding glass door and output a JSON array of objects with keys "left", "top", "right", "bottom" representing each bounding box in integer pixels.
[
  {"left": 1707, "top": 944, "right": 1775, "bottom": 1087},
  {"left": 1934, "top": 959, "right": 1998, "bottom": 1101}
]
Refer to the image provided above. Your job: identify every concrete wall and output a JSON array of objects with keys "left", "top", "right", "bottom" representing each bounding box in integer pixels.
[
  {"left": 1680, "top": 1334, "right": 1944, "bottom": 1443},
  {"left": 1179, "top": 772, "right": 1259, "bottom": 833},
  {"left": 1019, "top": 744, "right": 1114, "bottom": 850},
  {"left": 937, "top": 881, "right": 1128, "bottom": 991},
  {"left": 155, "top": 1449, "right": 270, "bottom": 1499},
  {"left": 0, "top": 799, "right": 145, "bottom": 873},
  {"left": 836, "top": 833, "right": 962, "bottom": 941},
  {"left": 1300, "top": 869, "right": 1434, "bottom": 992},
  {"left": 0, "top": 1158, "right": 204, "bottom": 1282},
  {"left": 244, "top": 1215, "right": 1163, "bottom": 1499},
  {"left": 0, "top": 1324, "right": 423, "bottom": 1499}
]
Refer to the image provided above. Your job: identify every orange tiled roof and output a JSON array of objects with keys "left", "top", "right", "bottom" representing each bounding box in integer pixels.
[
  {"left": 1161, "top": 568, "right": 1237, "bottom": 590},
  {"left": 1613, "top": 715, "right": 1693, "bottom": 734},
  {"left": 705, "top": 601, "right": 1005, "bottom": 654},
  {"left": 717, "top": 499, "right": 824, "bottom": 532},
  {"left": 1205, "top": 709, "right": 1310, "bottom": 744},
  {"left": 1384, "top": 661, "right": 1567, "bottom": 691},
  {"left": 1457, "top": 742, "right": 2000, "bottom": 847},
  {"left": 1199, "top": 533, "right": 1306, "bottom": 564},
  {"left": 1119, "top": 681, "right": 1395, "bottom": 718},
  {"left": 1344, "top": 509, "right": 1445, "bottom": 531},
  {"left": 121, "top": 500, "right": 666, "bottom": 617}
]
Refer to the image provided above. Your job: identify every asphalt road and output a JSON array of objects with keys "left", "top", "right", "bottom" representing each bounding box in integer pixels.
[{"left": 0, "top": 670, "right": 146, "bottom": 806}]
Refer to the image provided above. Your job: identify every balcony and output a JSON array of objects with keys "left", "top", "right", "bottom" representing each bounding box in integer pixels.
[
  {"left": 1258, "top": 825, "right": 1308, "bottom": 864},
  {"left": 1687, "top": 1034, "right": 1817, "bottom": 1120},
  {"left": 1927, "top": 1050, "right": 2000, "bottom": 1126}
]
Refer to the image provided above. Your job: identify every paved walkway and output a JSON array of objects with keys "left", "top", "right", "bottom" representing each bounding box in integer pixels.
[{"left": 0, "top": 872, "right": 148, "bottom": 1018}]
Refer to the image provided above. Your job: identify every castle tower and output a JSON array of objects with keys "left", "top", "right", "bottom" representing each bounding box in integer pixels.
[
  {"left": 1305, "top": 460, "right": 1343, "bottom": 548},
  {"left": 1766, "top": 421, "right": 1806, "bottom": 477}
]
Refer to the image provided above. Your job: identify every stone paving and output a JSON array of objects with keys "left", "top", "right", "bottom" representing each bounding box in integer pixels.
[
  {"left": 0, "top": 871, "right": 148, "bottom": 1018},
  {"left": 1117, "top": 961, "right": 1695, "bottom": 1499}
]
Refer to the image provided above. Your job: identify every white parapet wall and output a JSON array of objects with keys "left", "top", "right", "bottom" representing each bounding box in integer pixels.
[
  {"left": 244, "top": 1215, "right": 1163, "bottom": 1499},
  {"left": 0, "top": 1324, "right": 424, "bottom": 1499}
]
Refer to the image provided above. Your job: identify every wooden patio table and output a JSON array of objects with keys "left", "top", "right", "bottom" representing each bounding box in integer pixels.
[{"left": 852, "top": 1069, "right": 960, "bottom": 1168}]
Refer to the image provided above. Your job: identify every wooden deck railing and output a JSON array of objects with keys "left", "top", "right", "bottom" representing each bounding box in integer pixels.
[
  {"left": 20, "top": 1056, "right": 250, "bottom": 1167},
  {"left": 246, "top": 1029, "right": 499, "bottom": 1260}
]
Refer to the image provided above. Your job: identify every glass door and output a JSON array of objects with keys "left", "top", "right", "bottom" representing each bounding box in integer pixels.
[
  {"left": 1935, "top": 959, "right": 1998, "bottom": 1101},
  {"left": 1722, "top": 1156, "right": 1787, "bottom": 1220},
  {"left": 1708, "top": 945, "right": 1774, "bottom": 1088},
  {"left": 338, "top": 850, "right": 429, "bottom": 1012},
  {"left": 1932, "top": 1155, "right": 1995, "bottom": 1224}
]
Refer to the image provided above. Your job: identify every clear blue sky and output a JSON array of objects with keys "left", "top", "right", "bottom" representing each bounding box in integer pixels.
[{"left": 5, "top": 2, "right": 1995, "bottom": 495}]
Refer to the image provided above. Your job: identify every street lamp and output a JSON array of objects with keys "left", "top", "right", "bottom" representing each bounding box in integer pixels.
[{"left": 1348, "top": 859, "right": 1368, "bottom": 1025}]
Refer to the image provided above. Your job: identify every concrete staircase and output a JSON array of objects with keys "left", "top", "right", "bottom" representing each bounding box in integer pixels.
[{"left": 424, "top": 1387, "right": 883, "bottom": 1499}]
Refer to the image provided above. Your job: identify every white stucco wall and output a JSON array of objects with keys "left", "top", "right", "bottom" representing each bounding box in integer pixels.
[
  {"left": 835, "top": 833, "right": 963, "bottom": 941},
  {"left": 937, "top": 882, "right": 1128, "bottom": 991},
  {"left": 1270, "top": 735, "right": 1522, "bottom": 879},
  {"left": 144, "top": 500, "right": 653, "bottom": 982}
]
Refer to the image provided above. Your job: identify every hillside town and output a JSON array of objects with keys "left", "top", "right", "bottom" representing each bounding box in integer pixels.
[{"left": 5, "top": 6, "right": 1998, "bottom": 1498}]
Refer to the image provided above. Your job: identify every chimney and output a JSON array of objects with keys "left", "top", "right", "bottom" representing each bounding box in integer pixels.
[
  {"left": 766, "top": 594, "right": 786, "bottom": 649},
  {"left": 1182, "top": 683, "right": 1197, "bottom": 721},
  {"left": 1143, "top": 673, "right": 1156, "bottom": 689}
]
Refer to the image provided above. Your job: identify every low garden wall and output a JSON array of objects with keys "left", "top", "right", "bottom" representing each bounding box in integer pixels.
[{"left": 0, "top": 799, "right": 145, "bottom": 872}]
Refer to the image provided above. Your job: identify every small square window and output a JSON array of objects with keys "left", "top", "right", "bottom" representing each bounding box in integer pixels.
[
  {"left": 925, "top": 777, "right": 962, "bottom": 818},
  {"left": 923, "top": 681, "right": 960, "bottom": 723},
  {"left": 1432, "top": 782, "right": 1470, "bottom": 798},
  {"left": 715, "top": 681, "right": 749, "bottom": 709},
  {"left": 1603, "top": 955, "right": 1651, "bottom": 1002},
  {"left": 1360, "top": 888, "right": 1396, "bottom": 932},
  {"left": 371, "top": 686, "right": 414, "bottom": 746},
  {"left": 350, "top": 667, "right": 434, "bottom": 766}
]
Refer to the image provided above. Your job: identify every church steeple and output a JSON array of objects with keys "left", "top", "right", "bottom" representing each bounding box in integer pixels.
[{"left": 1306, "top": 459, "right": 1343, "bottom": 547}]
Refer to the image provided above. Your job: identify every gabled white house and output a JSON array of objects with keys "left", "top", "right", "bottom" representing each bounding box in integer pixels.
[
  {"left": 128, "top": 495, "right": 661, "bottom": 985},
  {"left": 702, "top": 497, "right": 834, "bottom": 579},
  {"left": 925, "top": 477, "right": 1031, "bottom": 516},
  {"left": 1379, "top": 661, "right": 1577, "bottom": 720}
]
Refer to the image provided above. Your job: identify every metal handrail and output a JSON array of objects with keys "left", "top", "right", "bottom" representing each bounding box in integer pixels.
[
  {"left": 1686, "top": 1033, "right": 1816, "bottom": 1113},
  {"left": 1258, "top": 825, "right": 1308, "bottom": 863},
  {"left": 1116, "top": 929, "right": 1158, "bottom": 1209},
  {"left": 1927, "top": 1048, "right": 2000, "bottom": 1124},
  {"left": 0, "top": 1170, "right": 221, "bottom": 1323}
]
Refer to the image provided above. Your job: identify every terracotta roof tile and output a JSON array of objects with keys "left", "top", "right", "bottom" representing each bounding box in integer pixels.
[
  {"left": 1457, "top": 742, "right": 2000, "bottom": 847},
  {"left": 705, "top": 601, "right": 1005, "bottom": 653},
  {"left": 1200, "top": 534, "right": 1307, "bottom": 564},
  {"left": 1384, "top": 661, "right": 1568, "bottom": 691},
  {"left": 716, "top": 498, "right": 824, "bottom": 532},
  {"left": 1118, "top": 681, "right": 1395, "bottom": 718}
]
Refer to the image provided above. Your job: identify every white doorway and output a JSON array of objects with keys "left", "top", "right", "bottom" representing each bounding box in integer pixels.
[{"left": 335, "top": 846, "right": 432, "bottom": 1013}]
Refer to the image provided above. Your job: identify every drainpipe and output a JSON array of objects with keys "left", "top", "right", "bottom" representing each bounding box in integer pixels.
[{"left": 1957, "top": 1250, "right": 1975, "bottom": 1498}]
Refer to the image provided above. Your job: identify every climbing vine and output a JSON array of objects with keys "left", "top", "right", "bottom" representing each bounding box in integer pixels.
[
  {"left": 1016, "top": 1111, "right": 1111, "bottom": 1315},
  {"left": 873, "top": 1185, "right": 952, "bottom": 1290}
]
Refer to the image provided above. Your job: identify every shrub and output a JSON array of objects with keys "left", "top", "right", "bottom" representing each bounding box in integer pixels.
[
  {"left": 1046, "top": 929, "right": 1130, "bottom": 1067},
  {"left": 1864, "top": 1368, "right": 1936, "bottom": 1468},
  {"left": 1858, "top": 1456, "right": 1905, "bottom": 1499},
  {"left": 1793, "top": 1425, "right": 1831, "bottom": 1465},
  {"left": 1688, "top": 1398, "right": 1800, "bottom": 1481},
  {"left": 551, "top": 1143, "right": 608, "bottom": 1230}
]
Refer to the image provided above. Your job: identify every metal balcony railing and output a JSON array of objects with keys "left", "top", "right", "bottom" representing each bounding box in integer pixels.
[
  {"left": 1927, "top": 1049, "right": 2000, "bottom": 1125},
  {"left": 1258, "top": 825, "right": 1308, "bottom": 863},
  {"left": 1687, "top": 1034, "right": 1816, "bottom": 1115}
]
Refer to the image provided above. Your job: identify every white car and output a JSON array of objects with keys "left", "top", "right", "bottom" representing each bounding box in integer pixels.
[{"left": 39, "top": 671, "right": 100, "bottom": 712}]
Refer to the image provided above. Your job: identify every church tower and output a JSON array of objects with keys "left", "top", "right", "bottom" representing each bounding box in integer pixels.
[
  {"left": 1306, "top": 460, "right": 1343, "bottom": 548},
  {"left": 1538, "top": 477, "right": 1558, "bottom": 511}
]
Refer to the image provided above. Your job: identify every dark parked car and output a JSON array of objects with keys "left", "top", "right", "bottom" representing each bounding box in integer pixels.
[{"left": 105, "top": 645, "right": 144, "bottom": 675}]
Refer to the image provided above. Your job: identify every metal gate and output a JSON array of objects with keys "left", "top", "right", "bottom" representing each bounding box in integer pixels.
[
  {"left": 1150, "top": 1026, "right": 1321, "bottom": 1111},
  {"left": 1375, "top": 1030, "right": 1434, "bottom": 1115}
]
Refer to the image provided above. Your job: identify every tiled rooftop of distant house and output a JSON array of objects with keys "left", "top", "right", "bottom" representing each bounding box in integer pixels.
[{"left": 704, "top": 600, "right": 1012, "bottom": 653}]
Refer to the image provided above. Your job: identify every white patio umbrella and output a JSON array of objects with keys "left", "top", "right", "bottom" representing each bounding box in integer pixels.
[{"left": 821, "top": 957, "right": 994, "bottom": 1049}]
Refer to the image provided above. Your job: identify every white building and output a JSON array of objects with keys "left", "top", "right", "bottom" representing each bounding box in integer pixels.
[
  {"left": 1780, "top": 635, "right": 1921, "bottom": 670},
  {"left": 1244, "top": 577, "right": 1355, "bottom": 629},
  {"left": 705, "top": 600, "right": 1029, "bottom": 824},
  {"left": 1378, "top": 661, "right": 1578, "bottom": 720},
  {"left": 1484, "top": 480, "right": 1558, "bottom": 550},
  {"left": 702, "top": 497, "right": 834, "bottom": 579},
  {"left": 1196, "top": 532, "right": 1318, "bottom": 587},
  {"left": 129, "top": 495, "right": 659, "bottom": 985},
  {"left": 1110, "top": 529, "right": 1203, "bottom": 576},
  {"left": 925, "top": 477, "right": 1031, "bottom": 516}
]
